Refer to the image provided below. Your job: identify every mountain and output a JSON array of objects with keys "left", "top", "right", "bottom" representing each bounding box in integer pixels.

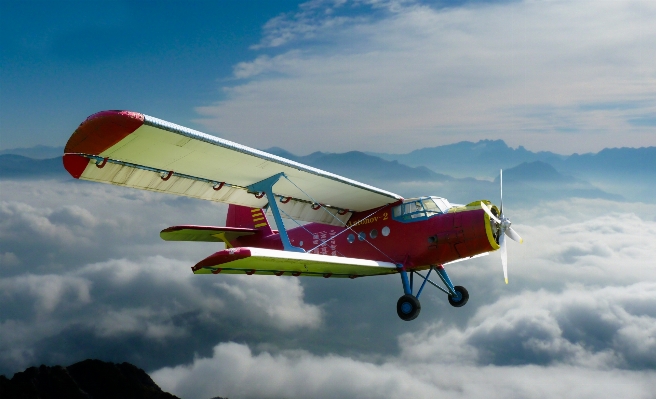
[
  {"left": 561, "top": 147, "right": 656, "bottom": 181},
  {"left": 495, "top": 161, "right": 623, "bottom": 203},
  {"left": 368, "top": 139, "right": 566, "bottom": 179},
  {"left": 495, "top": 161, "right": 577, "bottom": 183},
  {"left": 368, "top": 140, "right": 654, "bottom": 202},
  {"left": 0, "top": 145, "right": 64, "bottom": 159},
  {"left": 0, "top": 359, "right": 179, "bottom": 398},
  {"left": 264, "top": 148, "right": 452, "bottom": 183},
  {"left": 369, "top": 139, "right": 656, "bottom": 181},
  {"left": 263, "top": 149, "right": 622, "bottom": 204},
  {"left": 0, "top": 154, "right": 67, "bottom": 179}
]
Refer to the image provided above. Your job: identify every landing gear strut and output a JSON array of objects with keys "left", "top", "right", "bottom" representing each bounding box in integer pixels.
[{"left": 395, "top": 264, "right": 468, "bottom": 321}]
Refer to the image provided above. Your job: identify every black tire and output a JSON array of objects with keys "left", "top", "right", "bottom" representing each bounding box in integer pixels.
[
  {"left": 448, "top": 286, "right": 469, "bottom": 308},
  {"left": 396, "top": 294, "right": 421, "bottom": 321}
]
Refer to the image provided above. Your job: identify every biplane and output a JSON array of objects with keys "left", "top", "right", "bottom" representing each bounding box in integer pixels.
[{"left": 63, "top": 110, "right": 522, "bottom": 321}]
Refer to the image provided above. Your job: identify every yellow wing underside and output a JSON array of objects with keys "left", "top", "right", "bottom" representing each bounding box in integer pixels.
[{"left": 192, "top": 247, "right": 399, "bottom": 278}]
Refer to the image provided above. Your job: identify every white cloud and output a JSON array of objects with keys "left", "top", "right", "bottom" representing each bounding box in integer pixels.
[
  {"left": 0, "top": 180, "right": 324, "bottom": 374},
  {"left": 196, "top": 0, "right": 656, "bottom": 154},
  {"left": 152, "top": 340, "right": 656, "bottom": 399},
  {"left": 398, "top": 283, "right": 656, "bottom": 369},
  {"left": 215, "top": 275, "right": 323, "bottom": 330},
  {"left": 3, "top": 177, "right": 656, "bottom": 399},
  {"left": 0, "top": 255, "right": 324, "bottom": 374},
  {"left": 152, "top": 280, "right": 656, "bottom": 399}
]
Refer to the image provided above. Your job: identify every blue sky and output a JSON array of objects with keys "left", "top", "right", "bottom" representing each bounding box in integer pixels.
[
  {"left": 1, "top": 0, "right": 302, "bottom": 148},
  {"left": 2, "top": 0, "right": 655, "bottom": 154}
]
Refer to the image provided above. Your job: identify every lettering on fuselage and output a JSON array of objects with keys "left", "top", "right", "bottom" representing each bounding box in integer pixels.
[
  {"left": 311, "top": 229, "right": 338, "bottom": 255},
  {"left": 346, "top": 212, "right": 389, "bottom": 228}
]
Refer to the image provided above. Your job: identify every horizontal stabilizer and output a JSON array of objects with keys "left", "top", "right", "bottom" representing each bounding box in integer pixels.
[
  {"left": 192, "top": 247, "right": 398, "bottom": 278},
  {"left": 160, "top": 225, "right": 256, "bottom": 242}
]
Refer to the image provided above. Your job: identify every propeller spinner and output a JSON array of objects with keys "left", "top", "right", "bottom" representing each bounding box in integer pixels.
[{"left": 481, "top": 169, "right": 523, "bottom": 284}]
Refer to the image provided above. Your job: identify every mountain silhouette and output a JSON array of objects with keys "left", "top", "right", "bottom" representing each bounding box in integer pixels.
[
  {"left": 494, "top": 161, "right": 576, "bottom": 183},
  {"left": 264, "top": 148, "right": 452, "bottom": 183},
  {"left": 0, "top": 145, "right": 64, "bottom": 159},
  {"left": 0, "top": 154, "right": 67, "bottom": 179},
  {"left": 369, "top": 139, "right": 566, "bottom": 178},
  {"left": 0, "top": 359, "right": 179, "bottom": 399}
]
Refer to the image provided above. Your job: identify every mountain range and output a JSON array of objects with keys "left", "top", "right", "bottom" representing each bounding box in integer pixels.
[
  {"left": 0, "top": 359, "right": 179, "bottom": 398},
  {"left": 1, "top": 140, "right": 651, "bottom": 203},
  {"left": 368, "top": 139, "right": 656, "bottom": 183}
]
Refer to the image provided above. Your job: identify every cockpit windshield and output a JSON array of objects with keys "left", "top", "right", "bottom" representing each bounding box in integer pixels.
[{"left": 392, "top": 197, "right": 451, "bottom": 222}]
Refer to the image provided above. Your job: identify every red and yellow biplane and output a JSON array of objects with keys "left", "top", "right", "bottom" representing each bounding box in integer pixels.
[{"left": 63, "top": 110, "right": 522, "bottom": 321}]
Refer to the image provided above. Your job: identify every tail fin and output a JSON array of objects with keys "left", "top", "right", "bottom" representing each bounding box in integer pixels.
[{"left": 226, "top": 204, "right": 273, "bottom": 234}]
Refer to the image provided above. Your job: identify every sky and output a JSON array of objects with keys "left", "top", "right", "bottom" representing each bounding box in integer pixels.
[
  {"left": 1, "top": 1, "right": 656, "bottom": 399},
  {"left": 1, "top": 0, "right": 655, "bottom": 154}
]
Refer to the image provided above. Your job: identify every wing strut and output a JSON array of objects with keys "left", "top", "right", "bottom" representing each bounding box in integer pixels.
[{"left": 247, "top": 172, "right": 304, "bottom": 253}]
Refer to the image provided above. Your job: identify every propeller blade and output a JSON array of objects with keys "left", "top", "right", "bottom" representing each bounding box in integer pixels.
[
  {"left": 500, "top": 231, "right": 508, "bottom": 284},
  {"left": 499, "top": 169, "right": 503, "bottom": 216},
  {"left": 480, "top": 202, "right": 500, "bottom": 224},
  {"left": 506, "top": 226, "right": 523, "bottom": 244}
]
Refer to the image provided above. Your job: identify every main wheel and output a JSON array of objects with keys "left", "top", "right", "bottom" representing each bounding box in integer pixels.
[
  {"left": 396, "top": 294, "right": 421, "bottom": 321},
  {"left": 448, "top": 286, "right": 469, "bottom": 308}
]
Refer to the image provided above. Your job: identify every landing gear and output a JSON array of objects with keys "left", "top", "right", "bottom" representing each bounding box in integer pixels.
[
  {"left": 397, "top": 294, "right": 421, "bottom": 321},
  {"left": 395, "top": 264, "right": 468, "bottom": 320},
  {"left": 447, "top": 285, "right": 469, "bottom": 307}
]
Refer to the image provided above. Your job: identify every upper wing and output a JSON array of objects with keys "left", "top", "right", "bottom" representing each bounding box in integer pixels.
[
  {"left": 192, "top": 247, "right": 398, "bottom": 278},
  {"left": 63, "top": 111, "right": 403, "bottom": 226}
]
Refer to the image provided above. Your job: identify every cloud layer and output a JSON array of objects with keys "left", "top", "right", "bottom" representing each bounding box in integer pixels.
[
  {"left": 153, "top": 279, "right": 656, "bottom": 399},
  {"left": 0, "top": 180, "right": 322, "bottom": 375},
  {"left": 2, "top": 177, "right": 656, "bottom": 399}
]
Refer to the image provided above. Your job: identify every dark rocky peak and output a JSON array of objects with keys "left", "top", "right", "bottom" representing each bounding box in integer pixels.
[{"left": 0, "top": 359, "right": 179, "bottom": 399}]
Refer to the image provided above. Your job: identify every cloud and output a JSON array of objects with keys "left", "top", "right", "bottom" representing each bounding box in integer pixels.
[
  {"left": 215, "top": 275, "right": 323, "bottom": 330},
  {"left": 152, "top": 281, "right": 656, "bottom": 399},
  {"left": 195, "top": 0, "right": 656, "bottom": 154},
  {"left": 400, "top": 283, "right": 656, "bottom": 369},
  {"left": 0, "top": 179, "right": 226, "bottom": 274},
  {"left": 0, "top": 255, "right": 323, "bottom": 375},
  {"left": 0, "top": 180, "right": 323, "bottom": 375},
  {"left": 152, "top": 340, "right": 656, "bottom": 399},
  {"left": 3, "top": 177, "right": 656, "bottom": 399}
]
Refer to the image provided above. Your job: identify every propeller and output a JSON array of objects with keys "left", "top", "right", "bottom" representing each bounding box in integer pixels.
[{"left": 480, "top": 169, "right": 523, "bottom": 284}]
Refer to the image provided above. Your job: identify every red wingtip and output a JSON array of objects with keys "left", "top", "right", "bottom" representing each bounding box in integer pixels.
[
  {"left": 62, "top": 153, "right": 90, "bottom": 179},
  {"left": 64, "top": 110, "right": 144, "bottom": 155},
  {"left": 192, "top": 248, "right": 252, "bottom": 271}
]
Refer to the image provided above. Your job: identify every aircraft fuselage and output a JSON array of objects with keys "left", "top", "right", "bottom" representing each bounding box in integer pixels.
[{"left": 231, "top": 204, "right": 498, "bottom": 270}]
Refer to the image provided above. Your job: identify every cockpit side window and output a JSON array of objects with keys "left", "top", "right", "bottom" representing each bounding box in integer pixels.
[
  {"left": 422, "top": 198, "right": 440, "bottom": 215},
  {"left": 392, "top": 197, "right": 450, "bottom": 222},
  {"left": 432, "top": 197, "right": 451, "bottom": 213}
]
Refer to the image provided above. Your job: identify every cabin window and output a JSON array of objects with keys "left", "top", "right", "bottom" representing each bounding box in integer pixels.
[
  {"left": 347, "top": 234, "right": 355, "bottom": 243},
  {"left": 370, "top": 229, "right": 378, "bottom": 239},
  {"left": 392, "top": 197, "right": 451, "bottom": 222},
  {"left": 382, "top": 226, "right": 390, "bottom": 236},
  {"left": 358, "top": 232, "right": 366, "bottom": 241}
]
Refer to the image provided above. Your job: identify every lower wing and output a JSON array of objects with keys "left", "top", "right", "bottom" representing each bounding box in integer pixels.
[{"left": 192, "top": 247, "right": 398, "bottom": 278}]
